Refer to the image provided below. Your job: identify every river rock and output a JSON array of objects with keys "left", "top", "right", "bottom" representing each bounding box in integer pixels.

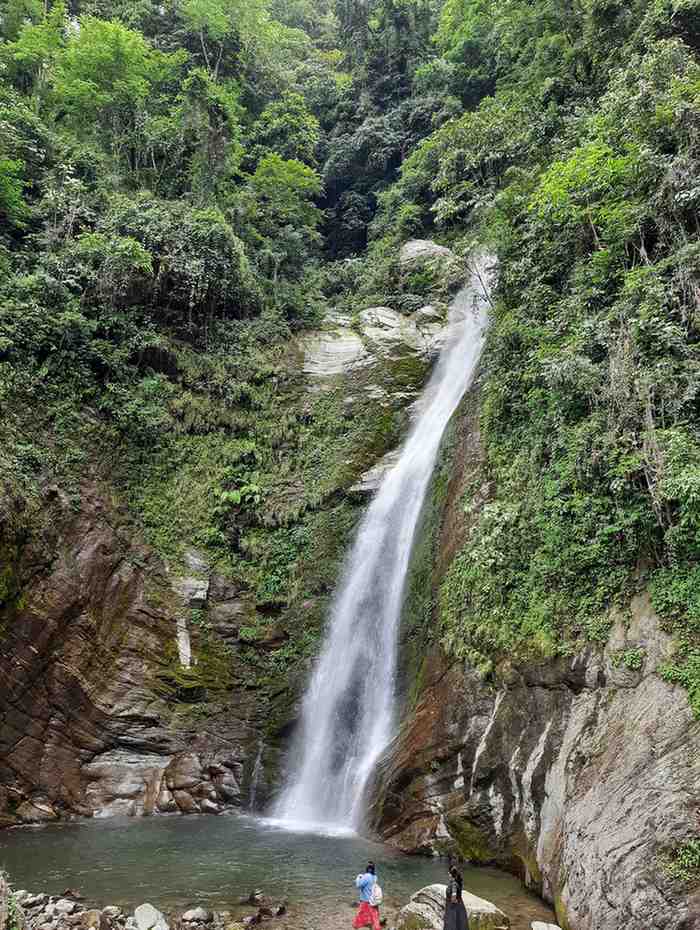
[
  {"left": 182, "top": 908, "right": 213, "bottom": 923},
  {"left": 165, "top": 753, "right": 202, "bottom": 792},
  {"left": 55, "top": 900, "right": 78, "bottom": 915},
  {"left": 16, "top": 798, "right": 59, "bottom": 823},
  {"left": 0, "top": 873, "right": 9, "bottom": 930},
  {"left": 134, "top": 904, "right": 169, "bottom": 930},
  {"left": 24, "top": 894, "right": 49, "bottom": 908},
  {"left": 396, "top": 885, "right": 509, "bottom": 930},
  {"left": 531, "top": 924, "right": 562, "bottom": 930},
  {"left": 399, "top": 240, "right": 454, "bottom": 267},
  {"left": 199, "top": 799, "right": 220, "bottom": 814},
  {"left": 79, "top": 909, "right": 108, "bottom": 930}
]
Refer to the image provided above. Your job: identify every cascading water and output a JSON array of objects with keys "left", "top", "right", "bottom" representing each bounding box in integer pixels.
[{"left": 273, "top": 257, "right": 492, "bottom": 833}]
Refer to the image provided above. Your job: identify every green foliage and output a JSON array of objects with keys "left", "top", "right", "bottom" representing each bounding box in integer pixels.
[
  {"left": 665, "top": 840, "right": 700, "bottom": 884},
  {"left": 0, "top": 156, "right": 27, "bottom": 227},
  {"left": 362, "top": 0, "right": 700, "bottom": 696},
  {"left": 237, "top": 153, "right": 322, "bottom": 284},
  {"left": 248, "top": 91, "right": 320, "bottom": 166},
  {"left": 659, "top": 653, "right": 700, "bottom": 717},
  {"left": 611, "top": 648, "right": 645, "bottom": 671}
]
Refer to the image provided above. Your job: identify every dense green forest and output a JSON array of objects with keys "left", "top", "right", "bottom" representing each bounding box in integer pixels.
[{"left": 1, "top": 0, "right": 699, "bottom": 707}]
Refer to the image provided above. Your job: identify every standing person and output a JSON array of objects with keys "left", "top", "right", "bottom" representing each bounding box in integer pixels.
[
  {"left": 353, "top": 861, "right": 381, "bottom": 930},
  {"left": 444, "top": 865, "right": 469, "bottom": 930}
]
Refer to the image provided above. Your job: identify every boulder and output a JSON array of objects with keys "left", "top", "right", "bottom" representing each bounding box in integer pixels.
[
  {"left": 199, "top": 799, "right": 220, "bottom": 815},
  {"left": 0, "top": 874, "right": 9, "bottom": 930},
  {"left": 55, "top": 900, "right": 78, "bottom": 916},
  {"left": 83, "top": 750, "right": 170, "bottom": 818},
  {"left": 531, "top": 924, "right": 562, "bottom": 930},
  {"left": 134, "top": 904, "right": 169, "bottom": 930},
  {"left": 172, "top": 790, "right": 199, "bottom": 813},
  {"left": 16, "top": 798, "right": 59, "bottom": 823},
  {"left": 412, "top": 305, "right": 443, "bottom": 325},
  {"left": 165, "top": 754, "right": 202, "bottom": 792},
  {"left": 79, "top": 909, "right": 108, "bottom": 930},
  {"left": 24, "top": 894, "right": 49, "bottom": 909},
  {"left": 396, "top": 885, "right": 509, "bottom": 930},
  {"left": 301, "top": 324, "right": 369, "bottom": 380},
  {"left": 358, "top": 307, "right": 426, "bottom": 358},
  {"left": 349, "top": 450, "right": 400, "bottom": 495},
  {"left": 399, "top": 240, "right": 454, "bottom": 267},
  {"left": 181, "top": 908, "right": 213, "bottom": 924}
]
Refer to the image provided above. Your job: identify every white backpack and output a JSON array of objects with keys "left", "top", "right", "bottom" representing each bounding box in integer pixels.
[{"left": 370, "top": 883, "right": 383, "bottom": 907}]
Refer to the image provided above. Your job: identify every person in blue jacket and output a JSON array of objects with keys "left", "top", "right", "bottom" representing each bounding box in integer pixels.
[{"left": 353, "top": 861, "right": 380, "bottom": 930}]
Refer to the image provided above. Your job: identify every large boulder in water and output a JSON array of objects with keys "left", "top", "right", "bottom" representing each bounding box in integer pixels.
[{"left": 396, "top": 884, "right": 509, "bottom": 930}]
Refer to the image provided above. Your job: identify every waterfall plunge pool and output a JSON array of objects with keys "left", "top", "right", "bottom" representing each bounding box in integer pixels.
[{"left": 0, "top": 813, "right": 555, "bottom": 929}]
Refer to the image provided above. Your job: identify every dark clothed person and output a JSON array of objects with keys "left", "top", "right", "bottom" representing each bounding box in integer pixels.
[{"left": 443, "top": 867, "right": 469, "bottom": 930}]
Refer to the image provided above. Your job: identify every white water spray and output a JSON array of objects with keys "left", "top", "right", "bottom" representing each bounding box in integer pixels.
[{"left": 274, "top": 258, "right": 492, "bottom": 833}]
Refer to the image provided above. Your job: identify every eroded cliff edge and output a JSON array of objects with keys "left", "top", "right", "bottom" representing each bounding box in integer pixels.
[
  {"left": 369, "top": 388, "right": 700, "bottom": 930},
  {"left": 0, "top": 482, "right": 265, "bottom": 824}
]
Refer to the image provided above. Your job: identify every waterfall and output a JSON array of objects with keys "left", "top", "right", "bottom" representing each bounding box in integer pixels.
[{"left": 273, "top": 257, "right": 492, "bottom": 833}]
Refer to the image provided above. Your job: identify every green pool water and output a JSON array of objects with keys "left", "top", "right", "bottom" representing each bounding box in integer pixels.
[{"left": 0, "top": 813, "right": 554, "bottom": 929}]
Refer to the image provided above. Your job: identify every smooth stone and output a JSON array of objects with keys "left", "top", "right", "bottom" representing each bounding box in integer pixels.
[
  {"left": 301, "top": 328, "right": 369, "bottom": 379},
  {"left": 134, "top": 904, "right": 169, "bottom": 930},
  {"left": 55, "top": 900, "right": 78, "bottom": 915},
  {"left": 25, "top": 894, "right": 49, "bottom": 908},
  {"left": 182, "top": 908, "right": 213, "bottom": 923},
  {"left": 79, "top": 910, "right": 107, "bottom": 930},
  {"left": 396, "top": 884, "right": 509, "bottom": 930},
  {"left": 200, "top": 799, "right": 220, "bottom": 815},
  {"left": 531, "top": 925, "right": 562, "bottom": 930}
]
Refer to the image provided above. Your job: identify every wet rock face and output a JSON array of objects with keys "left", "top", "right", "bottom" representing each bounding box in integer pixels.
[
  {"left": 0, "top": 485, "right": 260, "bottom": 825},
  {"left": 370, "top": 597, "right": 700, "bottom": 930}
]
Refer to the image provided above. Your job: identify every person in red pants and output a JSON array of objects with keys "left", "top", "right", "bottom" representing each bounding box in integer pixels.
[{"left": 353, "top": 861, "right": 381, "bottom": 930}]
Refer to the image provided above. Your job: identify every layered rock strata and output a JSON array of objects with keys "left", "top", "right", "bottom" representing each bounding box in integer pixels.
[
  {"left": 369, "top": 388, "right": 700, "bottom": 930},
  {"left": 0, "top": 485, "right": 261, "bottom": 825}
]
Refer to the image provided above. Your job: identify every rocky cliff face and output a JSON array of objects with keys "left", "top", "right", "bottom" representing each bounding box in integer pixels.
[
  {"left": 0, "top": 482, "right": 265, "bottom": 825},
  {"left": 369, "top": 387, "right": 700, "bottom": 930},
  {"left": 0, "top": 240, "right": 462, "bottom": 829}
]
